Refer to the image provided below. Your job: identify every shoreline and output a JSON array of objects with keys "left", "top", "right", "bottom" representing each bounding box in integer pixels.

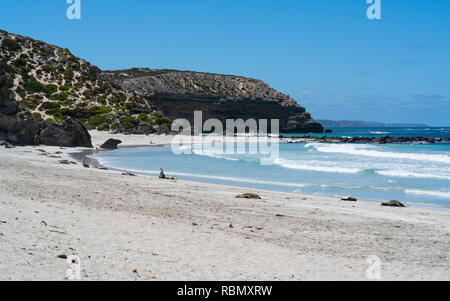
[
  {"left": 83, "top": 147, "right": 450, "bottom": 212},
  {"left": 84, "top": 131, "right": 450, "bottom": 211},
  {"left": 1, "top": 131, "right": 449, "bottom": 280}
]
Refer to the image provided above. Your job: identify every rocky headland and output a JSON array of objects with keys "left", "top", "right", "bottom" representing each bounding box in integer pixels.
[
  {"left": 103, "top": 69, "right": 324, "bottom": 134},
  {"left": 1, "top": 29, "right": 324, "bottom": 145}
]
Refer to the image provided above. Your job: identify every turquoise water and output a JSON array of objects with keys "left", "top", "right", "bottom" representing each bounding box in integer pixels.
[{"left": 91, "top": 127, "right": 450, "bottom": 209}]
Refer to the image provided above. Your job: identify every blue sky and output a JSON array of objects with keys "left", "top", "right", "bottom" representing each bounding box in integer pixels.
[{"left": 1, "top": 0, "right": 449, "bottom": 126}]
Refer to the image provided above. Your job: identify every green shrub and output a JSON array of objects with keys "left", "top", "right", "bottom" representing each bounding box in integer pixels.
[
  {"left": 151, "top": 112, "right": 171, "bottom": 125},
  {"left": 87, "top": 115, "right": 108, "bottom": 129},
  {"left": 20, "top": 66, "right": 29, "bottom": 75},
  {"left": 124, "top": 102, "right": 135, "bottom": 110},
  {"left": 43, "top": 84, "right": 58, "bottom": 95},
  {"left": 2, "top": 38, "right": 20, "bottom": 51},
  {"left": 138, "top": 113, "right": 151, "bottom": 123},
  {"left": 59, "top": 84, "right": 71, "bottom": 92},
  {"left": 42, "top": 65, "right": 56, "bottom": 73},
  {"left": 97, "top": 96, "right": 107, "bottom": 105},
  {"left": 119, "top": 115, "right": 138, "bottom": 130},
  {"left": 14, "top": 57, "right": 27, "bottom": 67},
  {"left": 24, "top": 80, "right": 43, "bottom": 93},
  {"left": 60, "top": 108, "right": 76, "bottom": 118},
  {"left": 41, "top": 102, "right": 61, "bottom": 110},
  {"left": 53, "top": 112, "right": 64, "bottom": 121},
  {"left": 49, "top": 92, "right": 69, "bottom": 101},
  {"left": 89, "top": 106, "right": 111, "bottom": 115},
  {"left": 160, "top": 123, "right": 171, "bottom": 133}
]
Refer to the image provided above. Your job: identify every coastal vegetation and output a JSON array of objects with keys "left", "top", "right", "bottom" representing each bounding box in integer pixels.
[{"left": 0, "top": 30, "right": 172, "bottom": 134}]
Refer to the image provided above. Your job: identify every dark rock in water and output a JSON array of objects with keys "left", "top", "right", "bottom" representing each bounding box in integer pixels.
[
  {"left": 382, "top": 200, "right": 406, "bottom": 207},
  {"left": 341, "top": 196, "right": 358, "bottom": 202},
  {"left": 280, "top": 134, "right": 450, "bottom": 145},
  {"left": 159, "top": 168, "right": 166, "bottom": 179},
  {"left": 100, "top": 139, "right": 122, "bottom": 149},
  {"left": 325, "top": 129, "right": 333, "bottom": 133},
  {"left": 236, "top": 193, "right": 262, "bottom": 200}
]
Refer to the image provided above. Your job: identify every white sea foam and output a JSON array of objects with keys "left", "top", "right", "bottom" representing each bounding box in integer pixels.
[
  {"left": 306, "top": 143, "right": 450, "bottom": 164},
  {"left": 405, "top": 189, "right": 450, "bottom": 199},
  {"left": 273, "top": 158, "right": 360, "bottom": 174},
  {"left": 376, "top": 170, "right": 450, "bottom": 181},
  {"left": 369, "top": 131, "right": 390, "bottom": 134}
]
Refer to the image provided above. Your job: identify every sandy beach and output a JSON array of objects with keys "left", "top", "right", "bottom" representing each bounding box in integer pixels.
[{"left": 0, "top": 131, "right": 449, "bottom": 281}]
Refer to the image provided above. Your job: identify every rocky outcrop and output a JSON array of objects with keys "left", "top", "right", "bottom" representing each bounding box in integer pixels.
[
  {"left": 104, "top": 69, "right": 324, "bottom": 134},
  {"left": 35, "top": 119, "right": 92, "bottom": 147},
  {"left": 0, "top": 76, "right": 92, "bottom": 147}
]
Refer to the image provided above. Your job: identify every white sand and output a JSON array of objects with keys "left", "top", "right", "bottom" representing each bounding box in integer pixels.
[{"left": 0, "top": 131, "right": 449, "bottom": 280}]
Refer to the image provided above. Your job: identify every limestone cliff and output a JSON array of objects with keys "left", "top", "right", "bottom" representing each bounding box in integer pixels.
[{"left": 104, "top": 68, "right": 324, "bottom": 133}]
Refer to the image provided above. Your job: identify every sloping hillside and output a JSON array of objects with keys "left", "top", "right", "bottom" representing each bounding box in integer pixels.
[
  {"left": 1, "top": 29, "right": 323, "bottom": 135},
  {"left": 0, "top": 30, "right": 169, "bottom": 134}
]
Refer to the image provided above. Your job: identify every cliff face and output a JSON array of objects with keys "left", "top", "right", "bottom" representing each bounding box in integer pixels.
[{"left": 104, "top": 69, "right": 324, "bottom": 133}]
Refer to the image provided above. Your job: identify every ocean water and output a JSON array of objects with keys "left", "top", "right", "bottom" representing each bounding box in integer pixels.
[
  {"left": 291, "top": 126, "right": 450, "bottom": 138},
  {"left": 91, "top": 127, "right": 450, "bottom": 209}
]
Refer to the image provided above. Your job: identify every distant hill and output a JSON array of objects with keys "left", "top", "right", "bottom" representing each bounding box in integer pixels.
[{"left": 318, "top": 120, "right": 429, "bottom": 128}]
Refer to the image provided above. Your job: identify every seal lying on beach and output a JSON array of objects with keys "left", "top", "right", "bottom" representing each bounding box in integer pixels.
[
  {"left": 382, "top": 200, "right": 406, "bottom": 207},
  {"left": 235, "top": 193, "right": 262, "bottom": 200}
]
